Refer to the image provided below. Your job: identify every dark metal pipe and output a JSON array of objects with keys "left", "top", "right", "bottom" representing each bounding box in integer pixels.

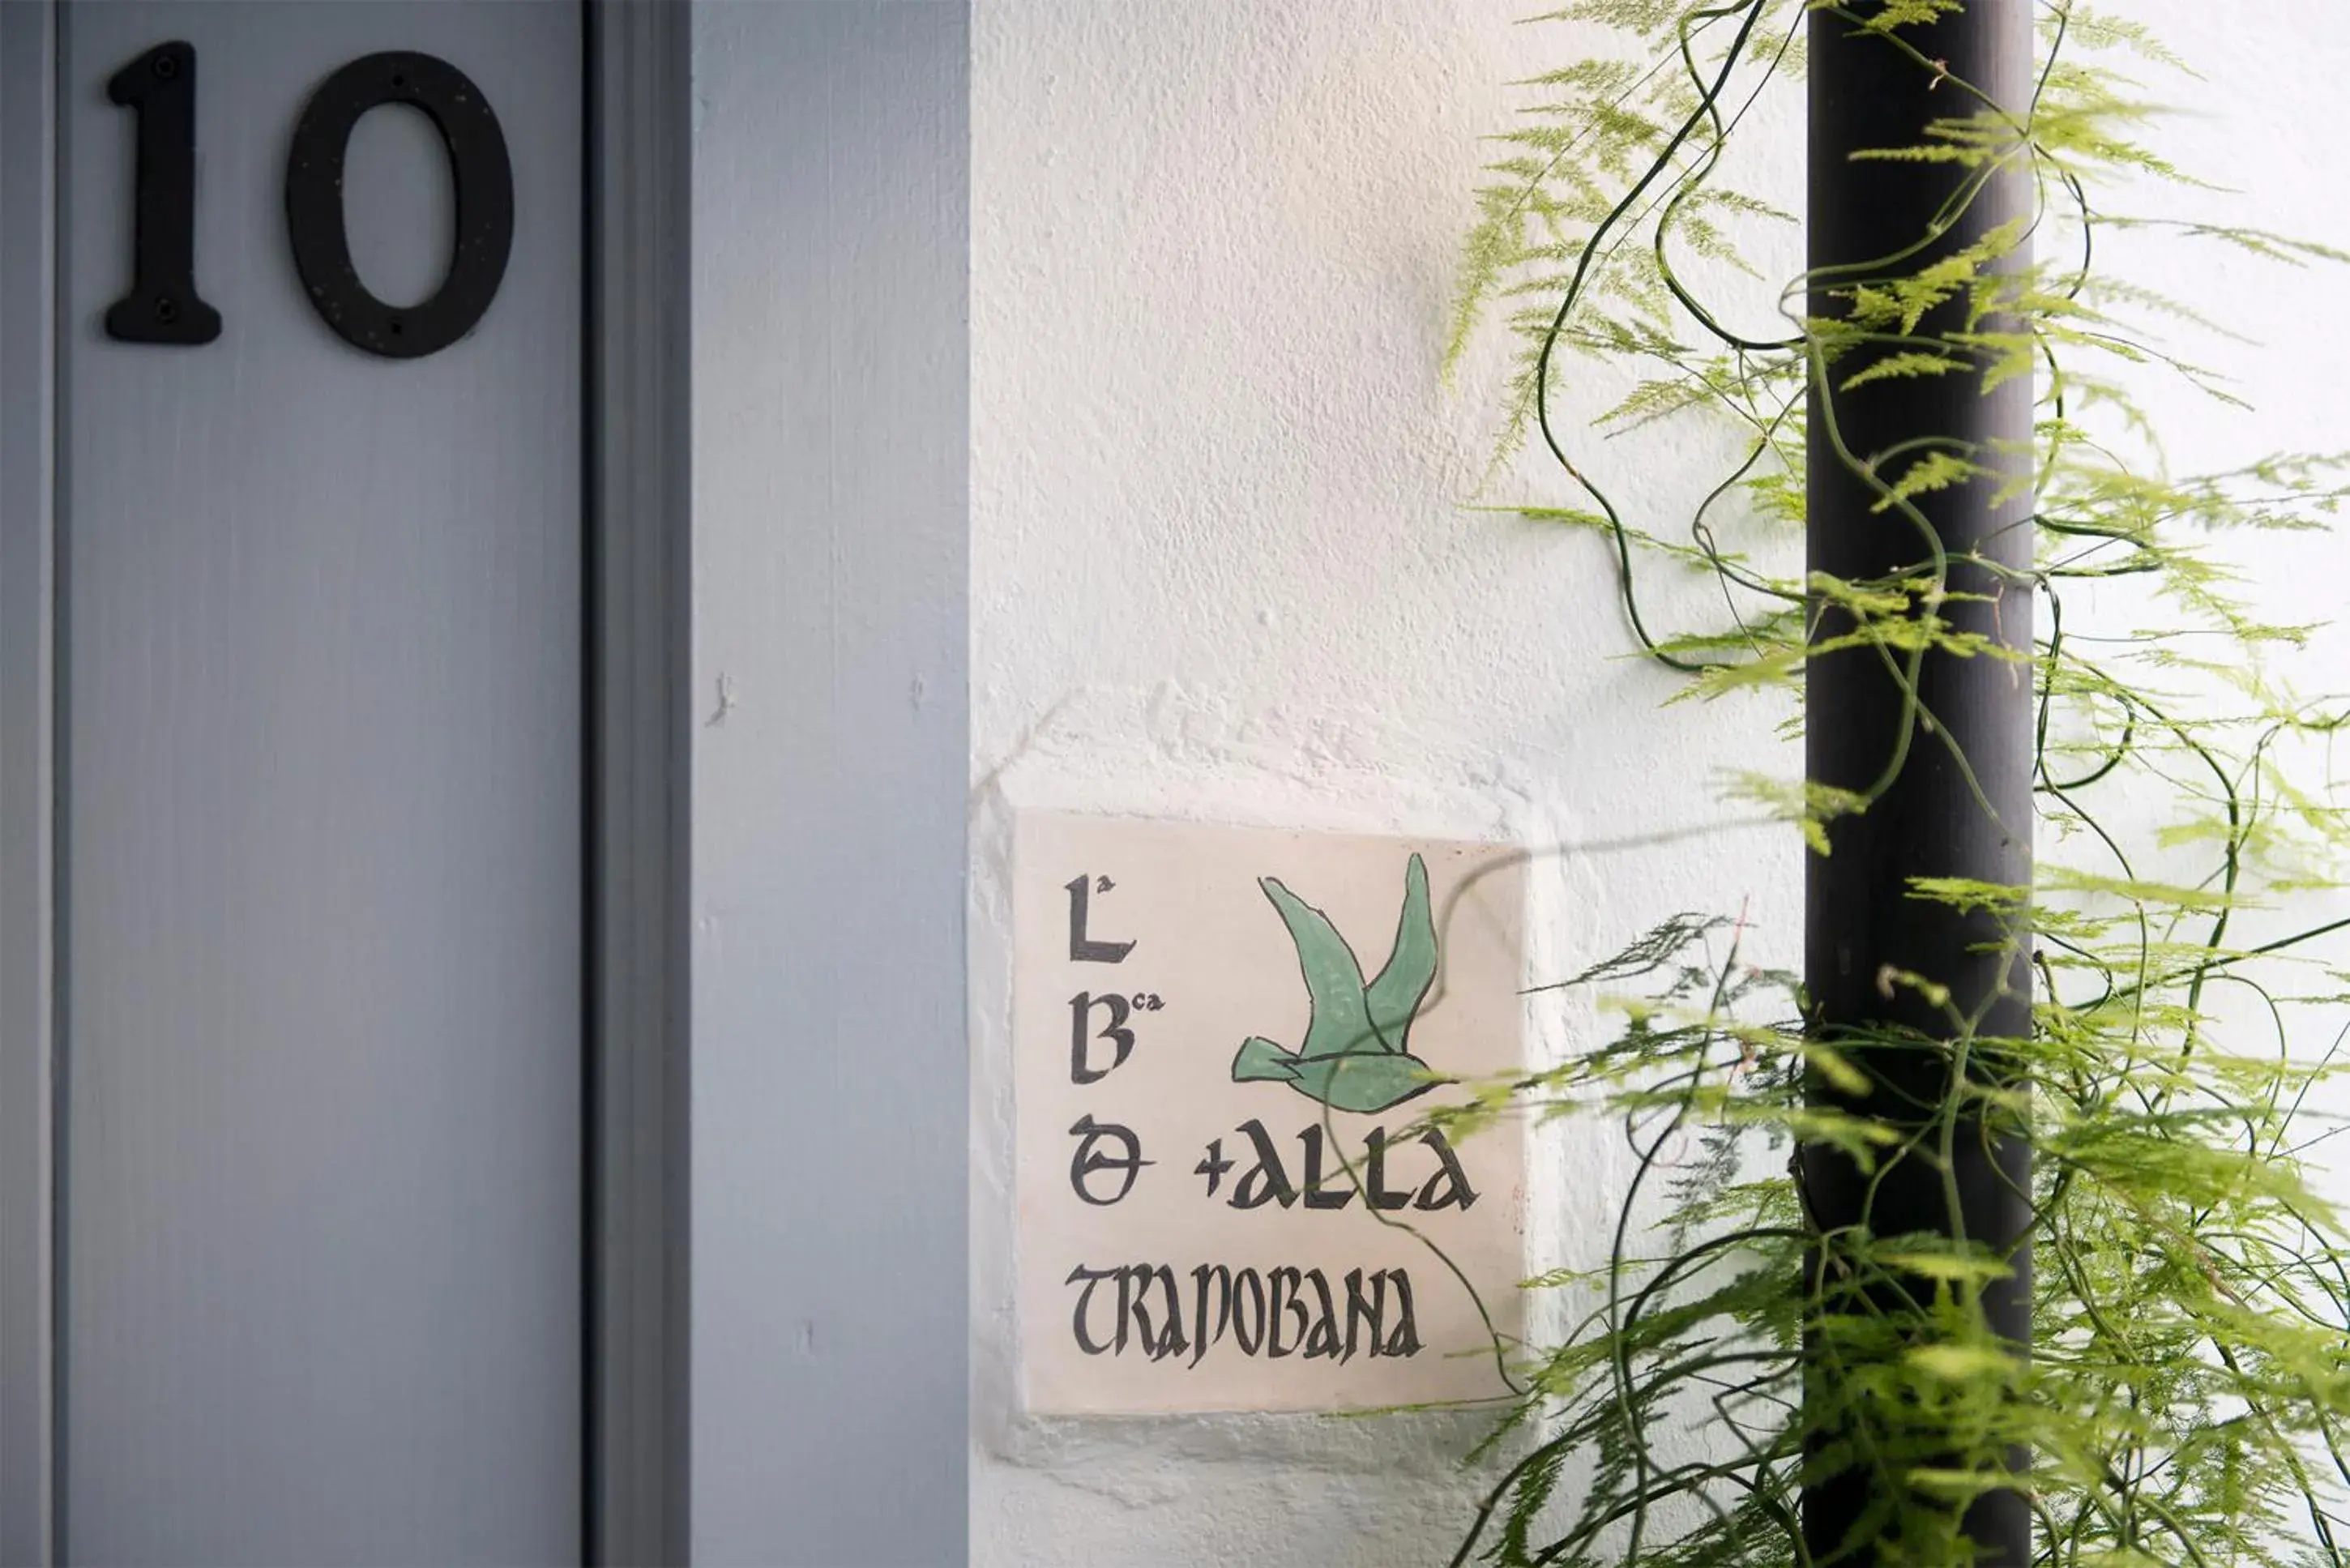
[{"left": 1802, "top": 3, "right": 2035, "bottom": 1565}]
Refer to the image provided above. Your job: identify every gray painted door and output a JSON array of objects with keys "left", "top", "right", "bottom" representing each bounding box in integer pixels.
[{"left": 58, "top": 3, "right": 582, "bottom": 1560}]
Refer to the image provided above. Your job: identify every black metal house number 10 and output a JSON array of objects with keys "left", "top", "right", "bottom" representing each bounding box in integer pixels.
[{"left": 105, "top": 41, "right": 515, "bottom": 360}]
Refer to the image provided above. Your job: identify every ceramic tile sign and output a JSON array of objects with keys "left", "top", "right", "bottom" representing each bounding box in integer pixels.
[{"left": 1015, "top": 811, "right": 1527, "bottom": 1416}]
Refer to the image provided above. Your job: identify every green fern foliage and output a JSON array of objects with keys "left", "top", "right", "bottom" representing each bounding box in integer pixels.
[{"left": 1442, "top": 6, "right": 2350, "bottom": 1568}]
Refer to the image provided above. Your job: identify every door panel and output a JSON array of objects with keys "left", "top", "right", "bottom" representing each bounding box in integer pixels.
[{"left": 59, "top": 3, "right": 582, "bottom": 1560}]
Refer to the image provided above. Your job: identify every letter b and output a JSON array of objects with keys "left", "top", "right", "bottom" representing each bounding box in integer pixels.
[{"left": 1070, "top": 991, "right": 1137, "bottom": 1083}]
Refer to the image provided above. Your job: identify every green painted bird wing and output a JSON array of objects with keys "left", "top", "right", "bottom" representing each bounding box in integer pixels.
[
  {"left": 1256, "top": 876, "right": 1375, "bottom": 1060},
  {"left": 1232, "top": 1036, "right": 1301, "bottom": 1084},
  {"left": 1363, "top": 852, "right": 1437, "bottom": 1054},
  {"left": 1322, "top": 1052, "right": 1438, "bottom": 1115}
]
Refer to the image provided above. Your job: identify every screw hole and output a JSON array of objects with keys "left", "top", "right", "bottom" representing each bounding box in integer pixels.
[
  {"left": 152, "top": 53, "right": 178, "bottom": 80},
  {"left": 154, "top": 297, "right": 178, "bottom": 323},
  {"left": 388, "top": 318, "right": 404, "bottom": 335}
]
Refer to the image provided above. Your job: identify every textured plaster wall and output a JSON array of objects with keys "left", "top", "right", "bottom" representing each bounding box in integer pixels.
[
  {"left": 967, "top": 1, "right": 2350, "bottom": 1565},
  {"left": 968, "top": 2, "right": 1797, "bottom": 1564}
]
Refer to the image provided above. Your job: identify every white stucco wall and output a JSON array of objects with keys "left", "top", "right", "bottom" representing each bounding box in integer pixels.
[
  {"left": 967, "top": 4, "right": 1797, "bottom": 1564},
  {"left": 965, "top": 1, "right": 2350, "bottom": 1564}
]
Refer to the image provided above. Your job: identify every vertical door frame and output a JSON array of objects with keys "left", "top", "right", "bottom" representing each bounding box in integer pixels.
[
  {"left": 682, "top": 5, "right": 969, "bottom": 1558},
  {"left": 584, "top": 0, "right": 692, "bottom": 1561},
  {"left": 0, "top": 1, "right": 58, "bottom": 1561},
  {"left": 0, "top": 2, "right": 694, "bottom": 1559}
]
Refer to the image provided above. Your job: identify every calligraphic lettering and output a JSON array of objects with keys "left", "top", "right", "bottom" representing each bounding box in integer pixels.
[
  {"left": 1068, "top": 991, "right": 1138, "bottom": 1084},
  {"left": 1065, "top": 1261, "right": 1424, "bottom": 1365},
  {"left": 1065, "top": 873, "right": 1135, "bottom": 963},
  {"left": 1067, "top": 1114, "right": 1152, "bottom": 1206}
]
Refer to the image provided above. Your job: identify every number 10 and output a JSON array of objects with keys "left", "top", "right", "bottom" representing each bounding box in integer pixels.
[{"left": 105, "top": 40, "right": 516, "bottom": 361}]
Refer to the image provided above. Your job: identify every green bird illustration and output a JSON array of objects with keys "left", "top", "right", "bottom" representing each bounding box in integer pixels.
[{"left": 1231, "top": 852, "right": 1442, "bottom": 1114}]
